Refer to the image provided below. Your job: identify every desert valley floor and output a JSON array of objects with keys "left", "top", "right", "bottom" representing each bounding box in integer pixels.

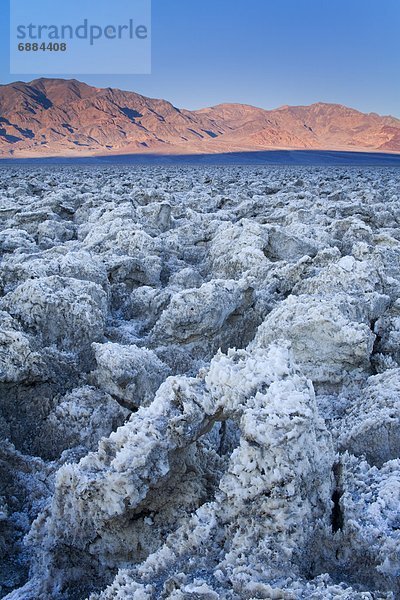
[{"left": 0, "top": 165, "right": 400, "bottom": 599}]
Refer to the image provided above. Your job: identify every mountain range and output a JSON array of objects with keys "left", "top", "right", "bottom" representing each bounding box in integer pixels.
[{"left": 1, "top": 78, "right": 400, "bottom": 157}]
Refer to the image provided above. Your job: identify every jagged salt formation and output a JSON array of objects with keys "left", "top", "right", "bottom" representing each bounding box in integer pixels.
[{"left": 1, "top": 166, "right": 400, "bottom": 599}]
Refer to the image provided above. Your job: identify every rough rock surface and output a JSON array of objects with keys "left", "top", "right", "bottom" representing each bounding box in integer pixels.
[{"left": 1, "top": 165, "right": 400, "bottom": 599}]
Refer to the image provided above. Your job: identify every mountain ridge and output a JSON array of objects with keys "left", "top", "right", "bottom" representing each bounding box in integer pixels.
[{"left": 1, "top": 78, "right": 400, "bottom": 157}]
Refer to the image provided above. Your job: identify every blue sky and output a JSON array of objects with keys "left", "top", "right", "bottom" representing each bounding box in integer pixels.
[{"left": 1, "top": 0, "right": 400, "bottom": 116}]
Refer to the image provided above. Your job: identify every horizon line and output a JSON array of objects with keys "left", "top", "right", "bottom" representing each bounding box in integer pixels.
[{"left": 2, "top": 76, "right": 399, "bottom": 121}]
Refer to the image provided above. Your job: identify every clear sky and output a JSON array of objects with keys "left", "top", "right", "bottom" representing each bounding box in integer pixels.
[{"left": 1, "top": 0, "right": 399, "bottom": 116}]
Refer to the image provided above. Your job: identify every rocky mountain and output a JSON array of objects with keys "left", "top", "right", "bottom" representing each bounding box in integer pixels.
[{"left": 0, "top": 78, "right": 399, "bottom": 157}]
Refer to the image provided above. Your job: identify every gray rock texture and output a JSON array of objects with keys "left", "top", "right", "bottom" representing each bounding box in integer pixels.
[{"left": 1, "top": 165, "right": 400, "bottom": 599}]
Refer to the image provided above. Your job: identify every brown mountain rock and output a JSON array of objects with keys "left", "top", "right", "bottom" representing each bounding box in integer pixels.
[{"left": 0, "top": 78, "right": 399, "bottom": 157}]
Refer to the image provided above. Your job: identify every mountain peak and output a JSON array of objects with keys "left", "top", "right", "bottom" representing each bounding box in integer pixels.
[{"left": 0, "top": 78, "right": 399, "bottom": 157}]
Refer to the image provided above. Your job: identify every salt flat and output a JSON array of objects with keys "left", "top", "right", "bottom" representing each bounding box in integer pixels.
[{"left": 0, "top": 165, "right": 399, "bottom": 599}]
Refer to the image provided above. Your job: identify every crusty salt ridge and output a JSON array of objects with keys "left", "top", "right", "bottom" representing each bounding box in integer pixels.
[{"left": 0, "top": 165, "right": 399, "bottom": 599}]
